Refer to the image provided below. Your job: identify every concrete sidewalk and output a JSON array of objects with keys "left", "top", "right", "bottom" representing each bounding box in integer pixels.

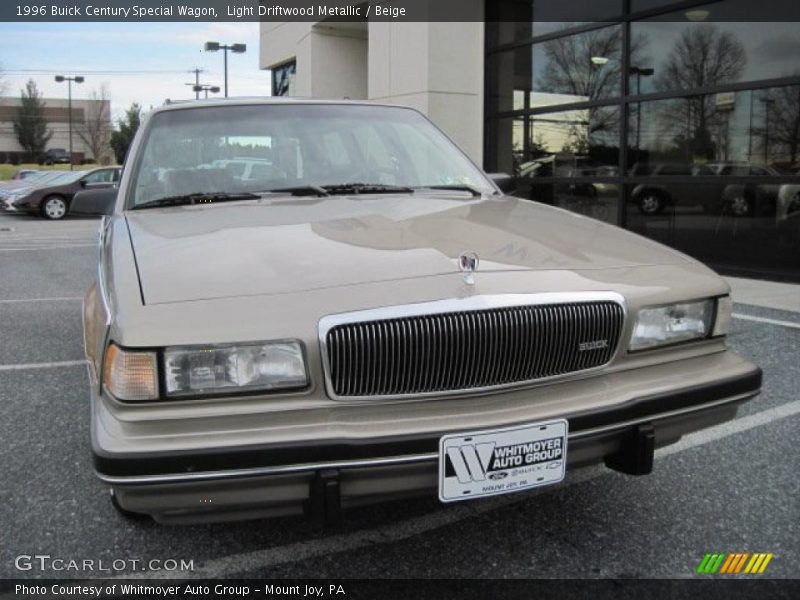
[{"left": 725, "top": 277, "right": 800, "bottom": 312}]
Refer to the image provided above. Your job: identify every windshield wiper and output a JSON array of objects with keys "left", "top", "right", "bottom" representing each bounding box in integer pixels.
[
  {"left": 260, "top": 185, "right": 330, "bottom": 197},
  {"left": 131, "top": 191, "right": 260, "bottom": 210},
  {"left": 257, "top": 183, "right": 418, "bottom": 197},
  {"left": 322, "top": 183, "right": 415, "bottom": 195},
  {"left": 416, "top": 184, "right": 483, "bottom": 197}
]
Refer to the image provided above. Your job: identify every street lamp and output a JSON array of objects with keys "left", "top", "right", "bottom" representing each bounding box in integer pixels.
[
  {"left": 629, "top": 66, "right": 655, "bottom": 158},
  {"left": 54, "top": 74, "right": 84, "bottom": 170},
  {"left": 589, "top": 58, "right": 655, "bottom": 160},
  {"left": 193, "top": 84, "right": 221, "bottom": 99},
  {"left": 759, "top": 96, "right": 776, "bottom": 166},
  {"left": 204, "top": 41, "right": 246, "bottom": 98}
]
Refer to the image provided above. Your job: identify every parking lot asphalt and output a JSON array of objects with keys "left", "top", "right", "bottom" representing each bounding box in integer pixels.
[{"left": 0, "top": 211, "right": 797, "bottom": 580}]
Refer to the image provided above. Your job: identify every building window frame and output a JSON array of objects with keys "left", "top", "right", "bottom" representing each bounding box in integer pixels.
[
  {"left": 271, "top": 59, "right": 297, "bottom": 97},
  {"left": 484, "top": 0, "right": 800, "bottom": 230}
]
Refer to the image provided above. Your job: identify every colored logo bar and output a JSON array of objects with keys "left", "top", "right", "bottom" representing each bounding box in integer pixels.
[{"left": 697, "top": 552, "right": 773, "bottom": 574}]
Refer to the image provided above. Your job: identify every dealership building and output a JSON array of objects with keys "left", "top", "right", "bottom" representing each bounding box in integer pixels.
[
  {"left": 261, "top": 0, "right": 800, "bottom": 281},
  {"left": 0, "top": 96, "right": 111, "bottom": 164}
]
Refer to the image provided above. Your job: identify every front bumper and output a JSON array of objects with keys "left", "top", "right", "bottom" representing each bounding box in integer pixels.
[{"left": 93, "top": 351, "right": 762, "bottom": 524}]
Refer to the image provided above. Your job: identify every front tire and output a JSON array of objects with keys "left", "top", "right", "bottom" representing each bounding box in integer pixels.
[
  {"left": 637, "top": 191, "right": 665, "bottom": 215},
  {"left": 787, "top": 192, "right": 800, "bottom": 214},
  {"left": 729, "top": 194, "right": 753, "bottom": 217},
  {"left": 41, "top": 195, "right": 68, "bottom": 220}
]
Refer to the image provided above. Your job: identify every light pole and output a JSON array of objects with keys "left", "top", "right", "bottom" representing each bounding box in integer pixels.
[
  {"left": 193, "top": 84, "right": 221, "bottom": 99},
  {"left": 204, "top": 42, "right": 246, "bottom": 98},
  {"left": 54, "top": 74, "right": 84, "bottom": 170},
  {"left": 759, "top": 96, "right": 775, "bottom": 166},
  {"left": 185, "top": 68, "right": 206, "bottom": 99},
  {"left": 590, "top": 58, "right": 654, "bottom": 162},
  {"left": 629, "top": 66, "right": 654, "bottom": 160}
]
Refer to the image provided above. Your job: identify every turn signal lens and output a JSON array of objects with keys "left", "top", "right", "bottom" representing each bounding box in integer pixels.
[
  {"left": 713, "top": 296, "right": 733, "bottom": 337},
  {"left": 102, "top": 344, "right": 158, "bottom": 401}
]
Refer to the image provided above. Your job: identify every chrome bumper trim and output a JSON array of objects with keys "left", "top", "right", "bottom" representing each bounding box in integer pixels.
[{"left": 96, "top": 388, "right": 757, "bottom": 486}]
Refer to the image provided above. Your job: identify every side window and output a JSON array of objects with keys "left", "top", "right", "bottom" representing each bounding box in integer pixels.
[
  {"left": 223, "top": 162, "right": 247, "bottom": 178},
  {"left": 249, "top": 163, "right": 273, "bottom": 179},
  {"left": 83, "top": 169, "right": 113, "bottom": 184},
  {"left": 659, "top": 164, "right": 692, "bottom": 176}
]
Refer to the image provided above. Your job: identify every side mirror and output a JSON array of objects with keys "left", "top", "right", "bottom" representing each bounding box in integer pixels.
[
  {"left": 488, "top": 173, "right": 515, "bottom": 194},
  {"left": 70, "top": 187, "right": 117, "bottom": 217}
]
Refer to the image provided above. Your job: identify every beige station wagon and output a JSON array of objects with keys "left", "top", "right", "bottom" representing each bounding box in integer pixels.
[{"left": 79, "top": 98, "right": 762, "bottom": 525}]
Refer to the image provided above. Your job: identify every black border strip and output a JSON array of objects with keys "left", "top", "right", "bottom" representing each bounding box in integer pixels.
[{"left": 93, "top": 368, "right": 762, "bottom": 477}]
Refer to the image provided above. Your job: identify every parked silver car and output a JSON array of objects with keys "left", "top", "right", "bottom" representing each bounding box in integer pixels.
[{"left": 80, "top": 98, "right": 761, "bottom": 524}]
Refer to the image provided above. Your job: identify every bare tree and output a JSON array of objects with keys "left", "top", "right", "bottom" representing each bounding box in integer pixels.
[
  {"left": 77, "top": 85, "right": 113, "bottom": 164},
  {"left": 539, "top": 28, "right": 621, "bottom": 103},
  {"left": 536, "top": 27, "right": 649, "bottom": 152},
  {"left": 654, "top": 24, "right": 746, "bottom": 160},
  {"left": 756, "top": 81, "right": 800, "bottom": 167}
]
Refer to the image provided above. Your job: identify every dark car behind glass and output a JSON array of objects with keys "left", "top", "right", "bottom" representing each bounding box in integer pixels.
[{"left": 7, "top": 167, "right": 121, "bottom": 219}]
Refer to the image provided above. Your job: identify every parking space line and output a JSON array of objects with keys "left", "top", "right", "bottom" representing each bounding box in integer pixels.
[
  {"left": 733, "top": 313, "right": 800, "bottom": 330},
  {"left": 0, "top": 360, "right": 86, "bottom": 372},
  {"left": 137, "top": 400, "right": 800, "bottom": 580},
  {"left": 0, "top": 296, "right": 83, "bottom": 304}
]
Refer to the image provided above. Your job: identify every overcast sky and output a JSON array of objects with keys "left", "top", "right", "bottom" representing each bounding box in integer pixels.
[{"left": 0, "top": 22, "right": 267, "bottom": 121}]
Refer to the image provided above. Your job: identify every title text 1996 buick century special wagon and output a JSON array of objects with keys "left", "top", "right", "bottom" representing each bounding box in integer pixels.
[{"left": 78, "top": 98, "right": 761, "bottom": 524}]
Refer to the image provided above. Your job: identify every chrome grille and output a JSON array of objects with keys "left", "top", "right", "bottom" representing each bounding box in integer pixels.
[{"left": 323, "top": 299, "right": 624, "bottom": 398}]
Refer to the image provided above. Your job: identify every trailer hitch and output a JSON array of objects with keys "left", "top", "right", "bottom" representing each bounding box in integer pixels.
[
  {"left": 305, "top": 468, "right": 343, "bottom": 528},
  {"left": 605, "top": 423, "right": 655, "bottom": 476}
]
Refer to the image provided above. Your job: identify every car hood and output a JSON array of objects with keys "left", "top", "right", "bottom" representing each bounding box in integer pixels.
[
  {"left": 0, "top": 181, "right": 35, "bottom": 197},
  {"left": 125, "top": 193, "right": 693, "bottom": 305},
  {"left": 0, "top": 179, "right": 73, "bottom": 196}
]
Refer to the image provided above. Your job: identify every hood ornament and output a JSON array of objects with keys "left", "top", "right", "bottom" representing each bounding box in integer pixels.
[{"left": 458, "top": 251, "right": 479, "bottom": 285}]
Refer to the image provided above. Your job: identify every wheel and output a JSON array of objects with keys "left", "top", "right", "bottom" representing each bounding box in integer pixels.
[
  {"left": 788, "top": 192, "right": 800, "bottom": 214},
  {"left": 41, "top": 195, "right": 68, "bottom": 220},
  {"left": 729, "top": 194, "right": 753, "bottom": 217},
  {"left": 109, "top": 488, "right": 148, "bottom": 520},
  {"left": 637, "top": 191, "right": 664, "bottom": 215}
]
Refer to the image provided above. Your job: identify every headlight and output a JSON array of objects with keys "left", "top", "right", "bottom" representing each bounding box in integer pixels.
[
  {"left": 103, "top": 344, "right": 159, "bottom": 401},
  {"left": 629, "top": 299, "right": 715, "bottom": 351},
  {"left": 164, "top": 340, "right": 308, "bottom": 397}
]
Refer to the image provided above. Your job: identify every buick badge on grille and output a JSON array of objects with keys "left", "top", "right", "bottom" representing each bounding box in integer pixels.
[
  {"left": 578, "top": 340, "right": 609, "bottom": 351},
  {"left": 458, "top": 251, "right": 479, "bottom": 285}
]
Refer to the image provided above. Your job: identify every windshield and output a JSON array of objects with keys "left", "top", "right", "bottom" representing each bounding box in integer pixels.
[
  {"left": 45, "top": 170, "right": 86, "bottom": 185},
  {"left": 128, "top": 103, "right": 495, "bottom": 207},
  {"left": 30, "top": 171, "right": 72, "bottom": 184}
]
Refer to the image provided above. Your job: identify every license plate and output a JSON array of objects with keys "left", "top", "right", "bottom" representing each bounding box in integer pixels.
[{"left": 438, "top": 419, "right": 568, "bottom": 502}]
